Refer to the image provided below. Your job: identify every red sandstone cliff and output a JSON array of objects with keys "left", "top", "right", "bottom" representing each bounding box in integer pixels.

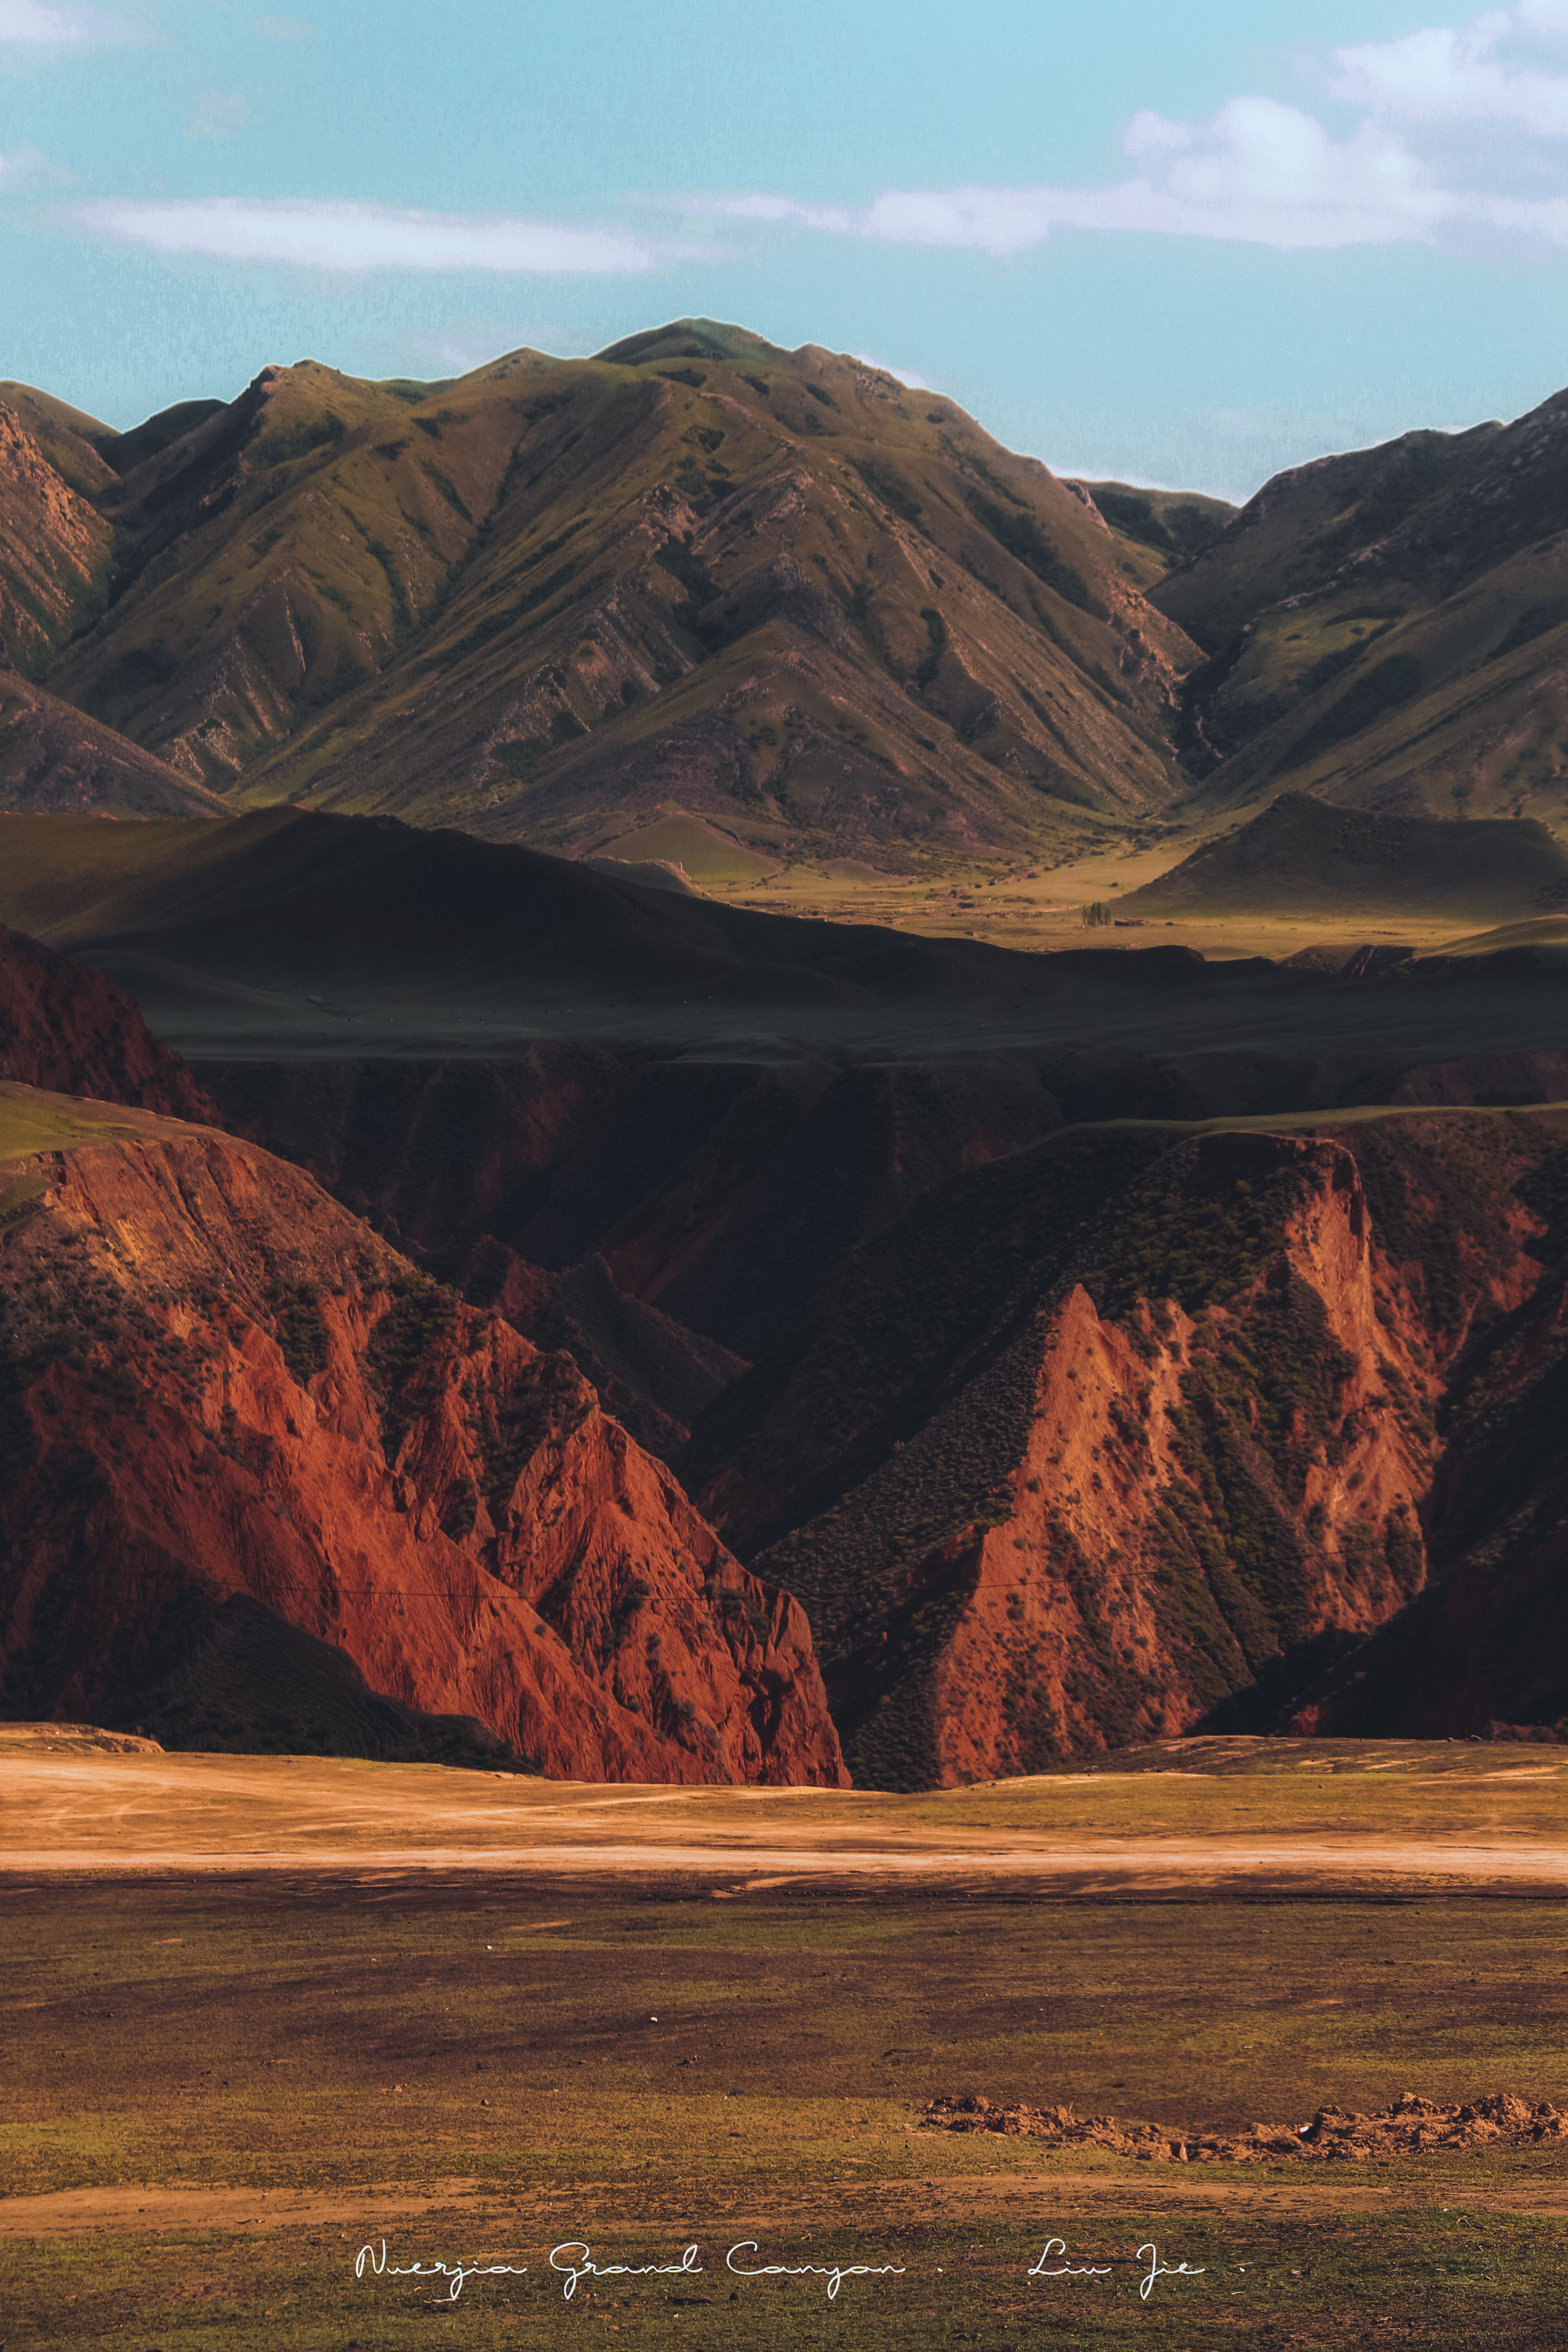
[
  {"left": 0, "top": 1122, "right": 846, "bottom": 1784},
  {"left": 689, "top": 1115, "right": 1568, "bottom": 1784},
  {"left": 0, "top": 925, "right": 217, "bottom": 1121}
]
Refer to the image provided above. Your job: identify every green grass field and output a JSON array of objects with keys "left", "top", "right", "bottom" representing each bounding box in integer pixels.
[{"left": 0, "top": 1086, "right": 146, "bottom": 1166}]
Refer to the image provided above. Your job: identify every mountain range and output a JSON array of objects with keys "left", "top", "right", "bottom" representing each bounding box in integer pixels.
[
  {"left": 0, "top": 326, "right": 1209, "bottom": 866},
  {"left": 8, "top": 320, "right": 1568, "bottom": 865}
]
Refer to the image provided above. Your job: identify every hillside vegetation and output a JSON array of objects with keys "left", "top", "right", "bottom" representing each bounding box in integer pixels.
[
  {"left": 14, "top": 328, "right": 1568, "bottom": 883},
  {"left": 0, "top": 322, "right": 1204, "bottom": 865},
  {"left": 1064, "top": 478, "right": 1236, "bottom": 591}
]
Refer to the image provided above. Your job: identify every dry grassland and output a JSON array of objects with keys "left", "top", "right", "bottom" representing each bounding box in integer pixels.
[{"left": 1, "top": 1736, "right": 1566, "bottom": 2346}]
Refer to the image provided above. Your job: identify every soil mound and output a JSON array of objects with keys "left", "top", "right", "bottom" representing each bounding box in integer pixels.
[
  {"left": 921, "top": 2089, "right": 1568, "bottom": 2162},
  {"left": 0, "top": 1720, "right": 162, "bottom": 1754}
]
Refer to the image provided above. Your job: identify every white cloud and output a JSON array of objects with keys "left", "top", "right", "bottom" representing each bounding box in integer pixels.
[
  {"left": 716, "top": 192, "right": 858, "bottom": 233},
  {"left": 1333, "top": 17, "right": 1568, "bottom": 134},
  {"left": 700, "top": 12, "right": 1568, "bottom": 260},
  {"left": 71, "top": 197, "right": 667, "bottom": 273},
  {"left": 0, "top": 0, "right": 136, "bottom": 42},
  {"left": 1124, "top": 110, "right": 1197, "bottom": 155},
  {"left": 186, "top": 90, "right": 250, "bottom": 141},
  {"left": 0, "top": 141, "right": 70, "bottom": 188},
  {"left": 703, "top": 101, "right": 1462, "bottom": 253}
]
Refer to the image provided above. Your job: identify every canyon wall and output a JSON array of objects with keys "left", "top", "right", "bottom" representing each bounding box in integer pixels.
[
  {"left": 0, "top": 1124, "right": 845, "bottom": 1784},
  {"left": 686, "top": 1115, "right": 1568, "bottom": 1783}
]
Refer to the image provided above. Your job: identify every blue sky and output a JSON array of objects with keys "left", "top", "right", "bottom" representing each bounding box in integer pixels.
[{"left": 5, "top": 0, "right": 1568, "bottom": 496}]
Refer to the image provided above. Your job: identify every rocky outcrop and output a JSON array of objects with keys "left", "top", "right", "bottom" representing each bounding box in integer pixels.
[
  {"left": 689, "top": 1113, "right": 1568, "bottom": 1784},
  {"left": 921, "top": 2090, "right": 1568, "bottom": 2162},
  {"left": 0, "top": 925, "right": 217, "bottom": 1119},
  {"left": 0, "top": 1124, "right": 846, "bottom": 1784}
]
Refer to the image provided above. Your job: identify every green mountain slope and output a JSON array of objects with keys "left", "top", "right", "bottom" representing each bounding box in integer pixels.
[
  {"left": 8, "top": 321, "right": 1202, "bottom": 863},
  {"left": 1151, "top": 391, "right": 1568, "bottom": 827},
  {"left": 24, "top": 333, "right": 1568, "bottom": 865},
  {"left": 0, "top": 380, "right": 118, "bottom": 500}
]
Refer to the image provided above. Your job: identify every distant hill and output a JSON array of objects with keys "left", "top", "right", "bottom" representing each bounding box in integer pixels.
[
  {"left": 1121, "top": 792, "right": 1568, "bottom": 919},
  {"left": 0, "top": 322, "right": 1204, "bottom": 863},
  {"left": 1150, "top": 390, "right": 1568, "bottom": 825},
  {"left": 1064, "top": 479, "right": 1236, "bottom": 589}
]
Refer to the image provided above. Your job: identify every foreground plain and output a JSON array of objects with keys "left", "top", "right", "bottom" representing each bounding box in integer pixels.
[{"left": 2, "top": 1738, "right": 1567, "bottom": 2348}]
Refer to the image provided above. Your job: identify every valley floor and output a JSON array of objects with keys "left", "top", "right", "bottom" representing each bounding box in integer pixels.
[
  {"left": 3, "top": 1735, "right": 1565, "bottom": 2347},
  {"left": 706, "top": 846, "right": 1522, "bottom": 962}
]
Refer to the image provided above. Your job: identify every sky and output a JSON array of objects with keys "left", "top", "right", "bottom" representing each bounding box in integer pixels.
[{"left": 5, "top": 1, "right": 1568, "bottom": 498}]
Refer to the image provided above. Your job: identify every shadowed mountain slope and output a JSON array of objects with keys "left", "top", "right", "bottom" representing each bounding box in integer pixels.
[
  {"left": 0, "top": 923, "right": 215, "bottom": 1119},
  {"left": 452, "top": 1238, "right": 748, "bottom": 1462},
  {"left": 1121, "top": 792, "right": 1568, "bottom": 920},
  {"left": 204, "top": 1045, "right": 1064, "bottom": 1363},
  {"left": 3, "top": 324, "right": 1200, "bottom": 860},
  {"left": 1064, "top": 479, "right": 1236, "bottom": 592},
  {"left": 1151, "top": 389, "right": 1568, "bottom": 823},
  {"left": 6, "top": 808, "right": 1568, "bottom": 1080}
]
